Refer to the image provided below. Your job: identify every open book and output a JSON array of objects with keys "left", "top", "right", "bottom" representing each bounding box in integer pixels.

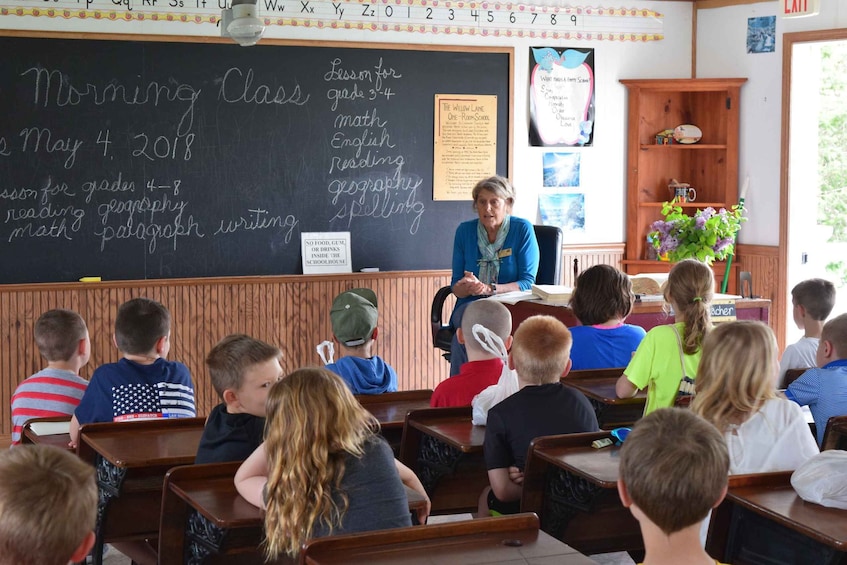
[
  {"left": 628, "top": 273, "right": 670, "bottom": 296},
  {"left": 531, "top": 284, "right": 574, "bottom": 303}
]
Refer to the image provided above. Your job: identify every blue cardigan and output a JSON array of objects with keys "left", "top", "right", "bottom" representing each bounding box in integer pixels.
[{"left": 451, "top": 216, "right": 539, "bottom": 309}]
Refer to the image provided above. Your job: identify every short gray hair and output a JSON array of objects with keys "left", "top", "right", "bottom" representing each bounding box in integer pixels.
[{"left": 472, "top": 175, "right": 515, "bottom": 212}]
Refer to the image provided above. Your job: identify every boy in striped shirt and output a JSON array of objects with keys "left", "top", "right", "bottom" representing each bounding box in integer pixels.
[{"left": 10, "top": 309, "right": 90, "bottom": 446}]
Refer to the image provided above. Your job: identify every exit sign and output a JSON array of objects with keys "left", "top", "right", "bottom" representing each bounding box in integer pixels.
[{"left": 783, "top": 0, "right": 820, "bottom": 18}]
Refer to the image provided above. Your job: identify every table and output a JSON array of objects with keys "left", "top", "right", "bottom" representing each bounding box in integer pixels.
[
  {"left": 506, "top": 298, "right": 770, "bottom": 333},
  {"left": 561, "top": 370, "right": 645, "bottom": 428},
  {"left": 356, "top": 390, "right": 433, "bottom": 455},
  {"left": 300, "top": 513, "right": 596, "bottom": 564},
  {"left": 77, "top": 417, "right": 206, "bottom": 565},
  {"left": 160, "top": 462, "right": 430, "bottom": 565},
  {"left": 399, "top": 406, "right": 488, "bottom": 514},
  {"left": 708, "top": 473, "right": 847, "bottom": 565},
  {"left": 520, "top": 432, "right": 642, "bottom": 556}
]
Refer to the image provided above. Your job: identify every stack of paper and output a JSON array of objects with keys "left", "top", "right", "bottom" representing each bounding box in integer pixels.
[{"left": 531, "top": 284, "right": 574, "bottom": 303}]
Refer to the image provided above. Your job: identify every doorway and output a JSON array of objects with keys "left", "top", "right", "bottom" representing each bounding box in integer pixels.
[{"left": 783, "top": 30, "right": 847, "bottom": 344}]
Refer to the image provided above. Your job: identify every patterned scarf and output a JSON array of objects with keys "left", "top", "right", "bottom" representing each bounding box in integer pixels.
[{"left": 476, "top": 215, "right": 510, "bottom": 285}]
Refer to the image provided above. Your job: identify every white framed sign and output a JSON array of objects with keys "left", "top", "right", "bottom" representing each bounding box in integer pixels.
[{"left": 301, "top": 232, "right": 352, "bottom": 274}]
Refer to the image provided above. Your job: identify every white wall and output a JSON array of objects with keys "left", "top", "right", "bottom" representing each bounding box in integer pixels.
[
  {"left": 697, "top": 0, "right": 847, "bottom": 246},
  {"left": 1, "top": 1, "right": 695, "bottom": 245}
]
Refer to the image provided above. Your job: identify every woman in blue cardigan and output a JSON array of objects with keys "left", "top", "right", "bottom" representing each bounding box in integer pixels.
[{"left": 448, "top": 176, "right": 539, "bottom": 375}]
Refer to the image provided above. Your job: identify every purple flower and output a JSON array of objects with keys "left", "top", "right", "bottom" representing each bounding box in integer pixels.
[
  {"left": 694, "top": 215, "right": 707, "bottom": 230},
  {"left": 713, "top": 237, "right": 733, "bottom": 253}
]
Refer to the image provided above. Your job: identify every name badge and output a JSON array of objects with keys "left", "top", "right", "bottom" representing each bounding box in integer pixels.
[{"left": 498, "top": 248, "right": 512, "bottom": 258}]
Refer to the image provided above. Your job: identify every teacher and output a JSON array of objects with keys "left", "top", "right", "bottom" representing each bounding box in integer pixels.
[{"left": 448, "top": 176, "right": 540, "bottom": 375}]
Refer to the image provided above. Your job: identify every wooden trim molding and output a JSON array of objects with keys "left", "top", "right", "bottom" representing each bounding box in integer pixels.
[{"left": 0, "top": 271, "right": 452, "bottom": 436}]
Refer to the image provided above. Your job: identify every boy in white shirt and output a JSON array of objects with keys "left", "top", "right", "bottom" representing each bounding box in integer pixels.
[{"left": 779, "top": 278, "right": 836, "bottom": 388}]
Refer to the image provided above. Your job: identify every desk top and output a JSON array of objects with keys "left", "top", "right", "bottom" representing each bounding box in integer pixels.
[
  {"left": 729, "top": 484, "right": 847, "bottom": 550},
  {"left": 22, "top": 427, "right": 73, "bottom": 450},
  {"left": 561, "top": 378, "right": 646, "bottom": 405},
  {"left": 365, "top": 399, "right": 433, "bottom": 429},
  {"left": 409, "top": 416, "right": 485, "bottom": 453},
  {"left": 82, "top": 426, "right": 204, "bottom": 468},
  {"left": 302, "top": 526, "right": 594, "bottom": 564},
  {"left": 535, "top": 445, "right": 622, "bottom": 488},
  {"left": 169, "top": 476, "right": 427, "bottom": 529}
]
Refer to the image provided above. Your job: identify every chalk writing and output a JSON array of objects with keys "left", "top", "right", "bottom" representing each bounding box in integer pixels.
[
  {"left": 20, "top": 65, "right": 200, "bottom": 136},
  {"left": 214, "top": 209, "right": 299, "bottom": 243},
  {"left": 218, "top": 68, "right": 310, "bottom": 106}
]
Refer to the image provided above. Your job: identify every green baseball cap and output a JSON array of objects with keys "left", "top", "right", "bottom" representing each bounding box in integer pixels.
[{"left": 330, "top": 288, "right": 378, "bottom": 347}]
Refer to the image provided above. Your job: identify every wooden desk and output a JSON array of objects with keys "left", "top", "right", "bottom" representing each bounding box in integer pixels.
[
  {"left": 506, "top": 298, "right": 770, "bottom": 333},
  {"left": 399, "top": 407, "right": 488, "bottom": 514},
  {"left": 356, "top": 390, "right": 433, "bottom": 455},
  {"left": 561, "top": 369, "right": 645, "bottom": 428},
  {"left": 300, "top": 513, "right": 595, "bottom": 565},
  {"left": 78, "top": 417, "right": 206, "bottom": 565},
  {"left": 20, "top": 415, "right": 72, "bottom": 450},
  {"left": 160, "top": 463, "right": 430, "bottom": 565},
  {"left": 521, "top": 432, "right": 642, "bottom": 556},
  {"left": 708, "top": 472, "right": 847, "bottom": 565}
]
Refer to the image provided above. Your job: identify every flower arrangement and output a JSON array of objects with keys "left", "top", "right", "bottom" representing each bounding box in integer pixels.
[{"left": 649, "top": 202, "right": 746, "bottom": 265}]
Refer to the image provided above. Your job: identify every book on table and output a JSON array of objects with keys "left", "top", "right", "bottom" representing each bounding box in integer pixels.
[
  {"left": 628, "top": 273, "right": 670, "bottom": 296},
  {"left": 531, "top": 284, "right": 573, "bottom": 303}
]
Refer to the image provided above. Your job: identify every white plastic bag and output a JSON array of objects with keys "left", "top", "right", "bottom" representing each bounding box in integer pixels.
[
  {"left": 470, "top": 323, "right": 518, "bottom": 426},
  {"left": 790, "top": 450, "right": 847, "bottom": 510},
  {"left": 316, "top": 340, "right": 335, "bottom": 365}
]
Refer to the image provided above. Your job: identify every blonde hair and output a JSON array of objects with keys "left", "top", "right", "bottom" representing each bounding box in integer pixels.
[
  {"left": 0, "top": 445, "right": 97, "bottom": 565},
  {"left": 691, "top": 321, "right": 778, "bottom": 433},
  {"left": 511, "top": 315, "right": 572, "bottom": 385},
  {"left": 263, "top": 367, "right": 378, "bottom": 558},
  {"left": 664, "top": 259, "right": 714, "bottom": 354},
  {"left": 620, "top": 408, "right": 728, "bottom": 535}
]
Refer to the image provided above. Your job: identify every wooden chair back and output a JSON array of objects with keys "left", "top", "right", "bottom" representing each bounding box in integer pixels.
[
  {"left": 821, "top": 415, "right": 847, "bottom": 451},
  {"left": 562, "top": 367, "right": 626, "bottom": 381},
  {"left": 299, "top": 513, "right": 540, "bottom": 564},
  {"left": 20, "top": 415, "right": 72, "bottom": 449},
  {"left": 356, "top": 390, "right": 433, "bottom": 455},
  {"left": 783, "top": 367, "right": 812, "bottom": 388}
]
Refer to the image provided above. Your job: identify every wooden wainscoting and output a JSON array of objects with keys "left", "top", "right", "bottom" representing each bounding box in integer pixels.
[
  {"left": 561, "top": 243, "right": 626, "bottom": 287},
  {"left": 0, "top": 271, "right": 452, "bottom": 436},
  {"left": 735, "top": 244, "right": 782, "bottom": 348}
]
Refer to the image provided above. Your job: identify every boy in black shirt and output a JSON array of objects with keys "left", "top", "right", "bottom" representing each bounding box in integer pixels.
[
  {"left": 482, "top": 315, "right": 599, "bottom": 515},
  {"left": 195, "top": 334, "right": 283, "bottom": 464}
]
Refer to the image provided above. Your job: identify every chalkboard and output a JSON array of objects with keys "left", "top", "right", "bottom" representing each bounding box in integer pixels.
[{"left": 0, "top": 35, "right": 511, "bottom": 283}]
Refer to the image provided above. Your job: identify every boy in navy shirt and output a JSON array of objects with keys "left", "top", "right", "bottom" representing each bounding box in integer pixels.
[{"left": 70, "top": 297, "right": 196, "bottom": 447}]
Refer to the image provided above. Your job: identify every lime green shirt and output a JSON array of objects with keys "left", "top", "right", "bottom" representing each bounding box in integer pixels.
[{"left": 624, "top": 323, "right": 703, "bottom": 415}]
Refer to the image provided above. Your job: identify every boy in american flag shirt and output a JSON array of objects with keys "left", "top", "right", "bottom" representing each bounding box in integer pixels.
[{"left": 69, "top": 297, "right": 195, "bottom": 448}]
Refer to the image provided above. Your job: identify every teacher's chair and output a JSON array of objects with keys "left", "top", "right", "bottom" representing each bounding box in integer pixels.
[{"left": 430, "top": 224, "right": 563, "bottom": 361}]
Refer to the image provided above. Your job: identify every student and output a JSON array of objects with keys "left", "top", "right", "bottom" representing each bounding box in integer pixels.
[
  {"left": 482, "top": 315, "right": 599, "bottom": 516},
  {"left": 692, "top": 321, "right": 818, "bottom": 474},
  {"left": 431, "top": 300, "right": 513, "bottom": 408},
  {"left": 617, "top": 408, "right": 730, "bottom": 565},
  {"left": 778, "top": 278, "right": 836, "bottom": 387},
  {"left": 234, "top": 367, "right": 419, "bottom": 560},
  {"left": 0, "top": 444, "right": 97, "bottom": 565},
  {"left": 569, "top": 264, "right": 646, "bottom": 370},
  {"left": 10, "top": 309, "right": 90, "bottom": 445},
  {"left": 195, "top": 334, "right": 283, "bottom": 464},
  {"left": 69, "top": 297, "right": 196, "bottom": 447},
  {"left": 616, "top": 259, "right": 714, "bottom": 414},
  {"left": 786, "top": 312, "right": 847, "bottom": 445},
  {"left": 325, "top": 288, "right": 398, "bottom": 395}
]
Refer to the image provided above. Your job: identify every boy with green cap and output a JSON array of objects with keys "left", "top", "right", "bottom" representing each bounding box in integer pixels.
[{"left": 325, "top": 288, "right": 398, "bottom": 395}]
